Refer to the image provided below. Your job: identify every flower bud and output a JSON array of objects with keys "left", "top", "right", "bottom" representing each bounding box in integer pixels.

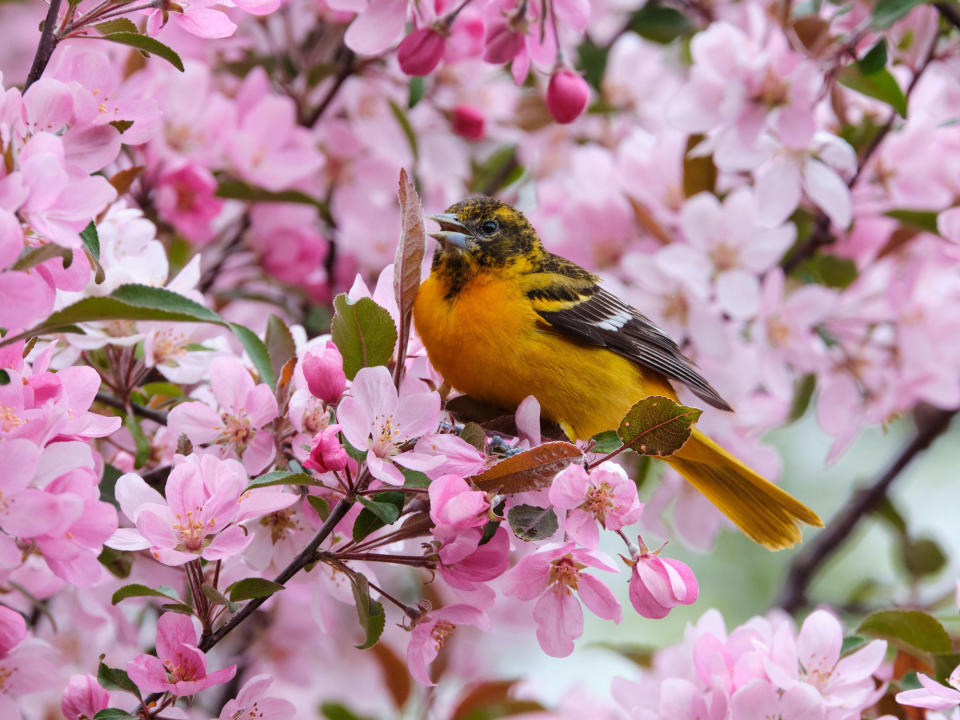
[
  {"left": 398, "top": 27, "right": 446, "bottom": 76},
  {"left": 61, "top": 674, "right": 110, "bottom": 720},
  {"left": 628, "top": 547, "right": 698, "bottom": 619},
  {"left": 452, "top": 105, "right": 485, "bottom": 140},
  {"left": 302, "top": 342, "right": 346, "bottom": 404},
  {"left": 304, "top": 424, "right": 349, "bottom": 474},
  {"left": 546, "top": 69, "right": 589, "bottom": 124},
  {"left": 483, "top": 20, "right": 525, "bottom": 64}
]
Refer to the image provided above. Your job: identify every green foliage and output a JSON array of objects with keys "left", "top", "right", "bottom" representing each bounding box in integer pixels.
[
  {"left": 247, "top": 469, "right": 321, "bottom": 490},
  {"left": 215, "top": 179, "right": 328, "bottom": 211},
  {"left": 330, "top": 294, "right": 398, "bottom": 380},
  {"left": 265, "top": 314, "right": 297, "bottom": 385},
  {"left": 507, "top": 505, "right": 559, "bottom": 541},
  {"left": 352, "top": 491, "right": 406, "bottom": 541},
  {"left": 97, "top": 658, "right": 141, "bottom": 697},
  {"left": 226, "top": 577, "right": 286, "bottom": 602},
  {"left": 111, "top": 583, "right": 180, "bottom": 605},
  {"left": 459, "top": 422, "right": 487, "bottom": 452},
  {"left": 348, "top": 573, "right": 385, "bottom": 649},
  {"left": 858, "top": 609, "right": 951, "bottom": 656},
  {"left": 885, "top": 209, "right": 940, "bottom": 234},
  {"left": 871, "top": 0, "right": 929, "bottom": 29},
  {"left": 590, "top": 430, "right": 623, "bottom": 454},
  {"left": 627, "top": 4, "right": 694, "bottom": 43},
  {"left": 838, "top": 39, "right": 907, "bottom": 117},
  {"left": 101, "top": 32, "right": 184, "bottom": 72},
  {"left": 617, "top": 396, "right": 702, "bottom": 457}
]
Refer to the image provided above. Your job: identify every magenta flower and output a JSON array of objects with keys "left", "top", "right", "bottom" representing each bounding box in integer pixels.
[
  {"left": 503, "top": 542, "right": 621, "bottom": 657},
  {"left": 60, "top": 674, "right": 109, "bottom": 720},
  {"left": 154, "top": 162, "right": 224, "bottom": 246},
  {"left": 438, "top": 525, "right": 510, "bottom": 593},
  {"left": 127, "top": 613, "right": 236, "bottom": 697},
  {"left": 429, "top": 474, "right": 489, "bottom": 530},
  {"left": 626, "top": 539, "right": 698, "bottom": 619},
  {"left": 547, "top": 69, "right": 590, "bottom": 124},
  {"left": 218, "top": 673, "right": 295, "bottom": 720},
  {"left": 452, "top": 105, "right": 485, "bottom": 141},
  {"left": 301, "top": 342, "right": 347, "bottom": 404},
  {"left": 168, "top": 356, "right": 280, "bottom": 474},
  {"left": 107, "top": 453, "right": 296, "bottom": 566},
  {"left": 549, "top": 462, "right": 643, "bottom": 549},
  {"left": 337, "top": 366, "right": 441, "bottom": 485},
  {"left": 406, "top": 604, "right": 490, "bottom": 686},
  {"left": 897, "top": 666, "right": 960, "bottom": 711},
  {"left": 304, "top": 424, "right": 349, "bottom": 474},
  {"left": 397, "top": 27, "right": 446, "bottom": 76}
]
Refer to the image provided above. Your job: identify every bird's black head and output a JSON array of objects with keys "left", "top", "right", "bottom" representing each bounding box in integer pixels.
[{"left": 429, "top": 197, "right": 542, "bottom": 274}]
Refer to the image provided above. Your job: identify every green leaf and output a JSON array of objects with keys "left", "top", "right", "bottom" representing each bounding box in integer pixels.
[
  {"left": 401, "top": 467, "right": 430, "bottom": 487},
  {"left": 459, "top": 422, "right": 487, "bottom": 452},
  {"left": 202, "top": 584, "right": 238, "bottom": 612},
  {"left": 98, "top": 546, "right": 132, "bottom": 579},
  {"left": 330, "top": 294, "right": 398, "bottom": 380},
  {"left": 408, "top": 76, "right": 424, "bottom": 108},
  {"left": 141, "top": 381, "right": 184, "bottom": 397},
  {"left": 507, "top": 504, "right": 558, "bottom": 542},
  {"left": 859, "top": 38, "right": 888, "bottom": 74},
  {"left": 97, "top": 660, "right": 141, "bottom": 697},
  {"left": 682, "top": 134, "right": 716, "bottom": 198},
  {"left": 226, "top": 323, "right": 273, "bottom": 388},
  {"left": 265, "top": 314, "right": 296, "bottom": 387},
  {"left": 469, "top": 145, "right": 520, "bottom": 195},
  {"left": 102, "top": 32, "right": 184, "bottom": 71},
  {"left": 352, "top": 491, "right": 405, "bottom": 541},
  {"left": 246, "top": 469, "right": 320, "bottom": 490},
  {"left": 321, "top": 703, "right": 375, "bottom": 720},
  {"left": 226, "top": 577, "right": 286, "bottom": 602},
  {"left": 589, "top": 430, "right": 623, "bottom": 454},
  {"left": 840, "top": 635, "right": 868, "bottom": 656},
  {"left": 903, "top": 536, "right": 947, "bottom": 577},
  {"left": 93, "top": 709, "right": 137, "bottom": 720},
  {"left": 787, "top": 373, "right": 816, "bottom": 422},
  {"left": 627, "top": 4, "right": 694, "bottom": 43},
  {"left": 792, "top": 254, "right": 859, "bottom": 288},
  {"left": 12, "top": 243, "right": 73, "bottom": 271},
  {"left": 577, "top": 36, "right": 609, "bottom": 91},
  {"left": 307, "top": 494, "right": 330, "bottom": 520},
  {"left": 388, "top": 100, "right": 418, "bottom": 160},
  {"left": 215, "top": 179, "right": 327, "bottom": 210},
  {"left": 160, "top": 602, "right": 196, "bottom": 615},
  {"left": 617, "top": 396, "right": 702, "bottom": 457},
  {"left": 99, "top": 463, "right": 123, "bottom": 509},
  {"left": 871, "top": 0, "right": 928, "bottom": 29},
  {"left": 111, "top": 583, "right": 180, "bottom": 605},
  {"left": 858, "top": 609, "right": 951, "bottom": 655},
  {"left": 95, "top": 18, "right": 138, "bottom": 35},
  {"left": 348, "top": 573, "right": 385, "bottom": 649},
  {"left": 873, "top": 495, "right": 908, "bottom": 535},
  {"left": 124, "top": 412, "right": 150, "bottom": 469},
  {"left": 885, "top": 208, "right": 939, "bottom": 234},
  {"left": 838, "top": 65, "right": 907, "bottom": 118},
  {"left": 934, "top": 651, "right": 960, "bottom": 682}
]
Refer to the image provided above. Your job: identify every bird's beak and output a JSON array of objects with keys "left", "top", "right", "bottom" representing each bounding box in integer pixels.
[{"left": 429, "top": 213, "right": 471, "bottom": 249}]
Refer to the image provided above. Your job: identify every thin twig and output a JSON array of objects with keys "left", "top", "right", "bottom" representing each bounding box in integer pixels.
[
  {"left": 96, "top": 391, "right": 169, "bottom": 425},
  {"left": 778, "top": 407, "right": 955, "bottom": 613},
  {"left": 24, "top": 0, "right": 64, "bottom": 90},
  {"left": 302, "top": 47, "right": 357, "bottom": 127}
]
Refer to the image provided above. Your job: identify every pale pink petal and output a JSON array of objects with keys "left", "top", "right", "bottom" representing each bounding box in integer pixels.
[
  {"left": 780, "top": 683, "right": 825, "bottom": 720},
  {"left": 533, "top": 587, "right": 582, "bottom": 657},
  {"left": 394, "top": 391, "right": 440, "bottom": 441},
  {"left": 937, "top": 207, "right": 960, "bottom": 243},
  {"left": 203, "top": 525, "right": 252, "bottom": 560},
  {"left": 515, "top": 395, "right": 541, "bottom": 446},
  {"left": 244, "top": 384, "right": 279, "bottom": 427},
  {"left": 167, "top": 402, "right": 222, "bottom": 444},
  {"left": 241, "top": 431, "right": 276, "bottom": 475},
  {"left": 350, "top": 366, "right": 398, "bottom": 426},
  {"left": 833, "top": 638, "right": 887, "bottom": 685},
  {"left": 344, "top": 0, "right": 407, "bottom": 54},
  {"left": 127, "top": 654, "right": 169, "bottom": 694},
  {"left": 755, "top": 155, "right": 802, "bottom": 227},
  {"left": 716, "top": 270, "right": 759, "bottom": 319},
  {"left": 136, "top": 508, "right": 178, "bottom": 549},
  {"left": 177, "top": 6, "right": 237, "bottom": 38},
  {"left": 730, "top": 680, "right": 778, "bottom": 720},
  {"left": 114, "top": 472, "right": 165, "bottom": 523},
  {"left": 335, "top": 396, "right": 371, "bottom": 451},
  {"left": 210, "top": 357, "right": 255, "bottom": 415},
  {"left": 797, "top": 610, "right": 842, "bottom": 679},
  {"left": 577, "top": 573, "right": 621, "bottom": 622},
  {"left": 548, "top": 464, "right": 588, "bottom": 510},
  {"left": 407, "top": 620, "right": 441, "bottom": 686},
  {"left": 802, "top": 158, "right": 851, "bottom": 228},
  {"left": 105, "top": 527, "right": 151, "bottom": 550},
  {"left": 365, "top": 453, "right": 405, "bottom": 486}
]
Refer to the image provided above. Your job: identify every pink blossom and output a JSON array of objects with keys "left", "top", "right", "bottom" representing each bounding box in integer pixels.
[
  {"left": 429, "top": 474, "right": 489, "bottom": 530},
  {"left": 407, "top": 433, "right": 485, "bottom": 479},
  {"left": 337, "top": 365, "right": 440, "bottom": 485},
  {"left": 452, "top": 105, "right": 485, "bottom": 140},
  {"left": 0, "top": 605, "right": 58, "bottom": 717},
  {"left": 549, "top": 462, "right": 642, "bottom": 548},
  {"left": 168, "top": 356, "right": 280, "bottom": 473},
  {"left": 302, "top": 342, "right": 347, "bottom": 404},
  {"left": 731, "top": 679, "right": 825, "bottom": 719},
  {"left": 438, "top": 525, "right": 510, "bottom": 593},
  {"left": 107, "top": 453, "right": 296, "bottom": 565},
  {"left": 547, "top": 70, "right": 590, "bottom": 124},
  {"left": 407, "top": 604, "right": 489, "bottom": 685},
  {"left": 218, "top": 673, "right": 295, "bottom": 720},
  {"left": 483, "top": 19, "right": 526, "bottom": 64},
  {"left": 342, "top": 0, "right": 408, "bottom": 55},
  {"left": 60, "top": 674, "right": 109, "bottom": 720},
  {"left": 145, "top": 0, "right": 237, "bottom": 39},
  {"left": 626, "top": 540, "right": 699, "bottom": 619},
  {"left": 127, "top": 612, "right": 237, "bottom": 697},
  {"left": 398, "top": 27, "right": 446, "bottom": 76},
  {"left": 503, "top": 542, "right": 620, "bottom": 657},
  {"left": 897, "top": 666, "right": 960, "bottom": 711},
  {"left": 304, "top": 424, "right": 349, "bottom": 474},
  {"left": 154, "top": 162, "right": 224, "bottom": 246}
]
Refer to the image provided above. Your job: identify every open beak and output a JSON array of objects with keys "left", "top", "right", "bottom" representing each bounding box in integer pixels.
[{"left": 429, "top": 213, "right": 471, "bottom": 249}]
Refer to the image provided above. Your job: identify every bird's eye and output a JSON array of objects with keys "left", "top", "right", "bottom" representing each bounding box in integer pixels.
[{"left": 480, "top": 220, "right": 499, "bottom": 236}]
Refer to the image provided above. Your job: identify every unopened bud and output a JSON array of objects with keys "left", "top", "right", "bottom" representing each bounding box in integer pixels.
[
  {"left": 546, "top": 69, "right": 589, "bottom": 124},
  {"left": 398, "top": 27, "right": 446, "bottom": 76}
]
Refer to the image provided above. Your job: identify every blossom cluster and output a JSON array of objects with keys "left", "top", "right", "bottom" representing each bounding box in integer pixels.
[{"left": 0, "top": 0, "right": 958, "bottom": 717}]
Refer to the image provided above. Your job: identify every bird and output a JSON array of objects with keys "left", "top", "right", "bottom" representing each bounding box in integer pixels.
[{"left": 412, "top": 196, "right": 822, "bottom": 550}]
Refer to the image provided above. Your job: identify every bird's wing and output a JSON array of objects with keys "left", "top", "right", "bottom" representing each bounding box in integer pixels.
[{"left": 525, "top": 262, "right": 731, "bottom": 411}]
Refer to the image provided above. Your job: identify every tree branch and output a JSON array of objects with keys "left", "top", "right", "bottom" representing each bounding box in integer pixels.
[
  {"left": 302, "top": 47, "right": 357, "bottom": 127},
  {"left": 24, "top": 0, "right": 64, "bottom": 90},
  {"left": 96, "top": 391, "right": 169, "bottom": 425},
  {"left": 778, "top": 407, "right": 955, "bottom": 613}
]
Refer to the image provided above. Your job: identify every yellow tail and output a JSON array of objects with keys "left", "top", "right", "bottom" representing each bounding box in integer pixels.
[{"left": 664, "top": 430, "right": 823, "bottom": 550}]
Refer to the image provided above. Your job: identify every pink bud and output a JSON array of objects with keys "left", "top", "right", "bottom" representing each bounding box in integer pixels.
[
  {"left": 301, "top": 342, "right": 346, "bottom": 404},
  {"left": 398, "top": 27, "right": 446, "bottom": 76},
  {"left": 628, "top": 548, "right": 698, "bottom": 619},
  {"left": 304, "top": 424, "right": 349, "bottom": 474},
  {"left": 483, "top": 20, "right": 525, "bottom": 63},
  {"left": 452, "top": 105, "right": 485, "bottom": 140},
  {"left": 546, "top": 69, "right": 589, "bottom": 124},
  {"left": 61, "top": 674, "right": 110, "bottom": 720},
  {"left": 0, "top": 605, "right": 26, "bottom": 657}
]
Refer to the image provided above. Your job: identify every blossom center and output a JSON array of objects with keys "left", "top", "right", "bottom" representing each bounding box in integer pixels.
[
  {"left": 548, "top": 554, "right": 586, "bottom": 593},
  {"left": 172, "top": 509, "right": 211, "bottom": 552},
  {"left": 430, "top": 620, "right": 456, "bottom": 652},
  {"left": 164, "top": 659, "right": 200, "bottom": 683},
  {"left": 260, "top": 508, "right": 301, "bottom": 544},
  {"left": 0, "top": 407, "right": 24, "bottom": 432},
  {"left": 220, "top": 412, "right": 254, "bottom": 453},
  {"left": 580, "top": 482, "right": 614, "bottom": 525},
  {"left": 153, "top": 329, "right": 188, "bottom": 363},
  {"left": 372, "top": 412, "right": 402, "bottom": 454}
]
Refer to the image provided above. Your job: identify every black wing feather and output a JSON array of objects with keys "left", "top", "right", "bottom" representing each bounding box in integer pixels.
[{"left": 536, "top": 287, "right": 732, "bottom": 412}]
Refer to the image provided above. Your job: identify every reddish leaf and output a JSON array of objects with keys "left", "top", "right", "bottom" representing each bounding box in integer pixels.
[
  {"left": 393, "top": 168, "right": 425, "bottom": 386},
  {"left": 470, "top": 442, "right": 582, "bottom": 494}
]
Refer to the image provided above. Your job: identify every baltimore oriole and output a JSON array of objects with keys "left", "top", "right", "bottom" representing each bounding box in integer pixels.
[{"left": 412, "top": 197, "right": 822, "bottom": 550}]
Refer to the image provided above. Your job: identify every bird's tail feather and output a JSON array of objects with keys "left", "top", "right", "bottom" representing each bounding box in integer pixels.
[{"left": 664, "top": 430, "right": 822, "bottom": 550}]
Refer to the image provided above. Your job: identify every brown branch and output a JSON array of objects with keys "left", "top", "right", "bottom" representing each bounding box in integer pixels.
[
  {"left": 24, "top": 0, "right": 64, "bottom": 90},
  {"left": 301, "top": 47, "right": 357, "bottom": 127},
  {"left": 936, "top": 3, "right": 960, "bottom": 31},
  {"left": 777, "top": 407, "right": 955, "bottom": 613},
  {"left": 96, "top": 391, "right": 169, "bottom": 425}
]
